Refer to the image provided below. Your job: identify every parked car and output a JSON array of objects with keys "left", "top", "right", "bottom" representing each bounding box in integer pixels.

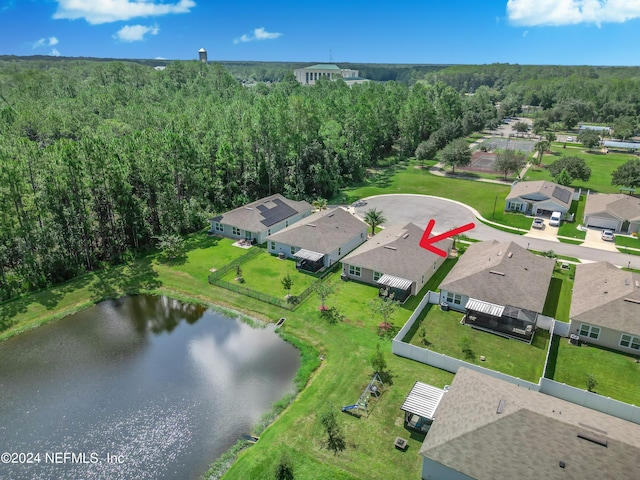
[
  {"left": 532, "top": 218, "right": 545, "bottom": 229},
  {"left": 601, "top": 229, "right": 615, "bottom": 242},
  {"left": 566, "top": 136, "right": 574, "bottom": 141},
  {"left": 549, "top": 211, "right": 562, "bottom": 227}
]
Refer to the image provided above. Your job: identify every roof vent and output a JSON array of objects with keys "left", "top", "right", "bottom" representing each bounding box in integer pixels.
[
  {"left": 624, "top": 297, "right": 640, "bottom": 304},
  {"left": 489, "top": 270, "right": 505, "bottom": 276},
  {"left": 577, "top": 432, "right": 608, "bottom": 448},
  {"left": 635, "top": 280, "right": 640, "bottom": 288},
  {"left": 328, "top": 213, "right": 334, "bottom": 217},
  {"left": 497, "top": 250, "right": 503, "bottom": 256},
  {"left": 625, "top": 278, "right": 630, "bottom": 286},
  {"left": 507, "top": 252, "right": 513, "bottom": 258},
  {"left": 403, "top": 233, "right": 410, "bottom": 239},
  {"left": 384, "top": 246, "right": 397, "bottom": 250},
  {"left": 244, "top": 207, "right": 253, "bottom": 210},
  {"left": 559, "top": 461, "right": 566, "bottom": 469},
  {"left": 496, "top": 399, "right": 506, "bottom": 414},
  {"left": 306, "top": 223, "right": 317, "bottom": 227}
]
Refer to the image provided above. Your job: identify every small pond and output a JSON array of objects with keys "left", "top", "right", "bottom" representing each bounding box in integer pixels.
[{"left": 0, "top": 295, "right": 300, "bottom": 479}]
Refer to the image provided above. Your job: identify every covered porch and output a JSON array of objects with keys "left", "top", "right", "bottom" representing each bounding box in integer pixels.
[
  {"left": 377, "top": 274, "right": 412, "bottom": 303},
  {"left": 293, "top": 249, "right": 324, "bottom": 273},
  {"left": 400, "top": 381, "right": 447, "bottom": 434},
  {"left": 463, "top": 298, "right": 537, "bottom": 343}
]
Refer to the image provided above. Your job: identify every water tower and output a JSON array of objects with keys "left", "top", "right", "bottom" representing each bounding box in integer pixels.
[{"left": 198, "top": 48, "right": 207, "bottom": 63}]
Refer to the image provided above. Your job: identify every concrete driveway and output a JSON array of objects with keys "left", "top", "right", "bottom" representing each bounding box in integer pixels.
[
  {"left": 582, "top": 228, "right": 619, "bottom": 252},
  {"left": 353, "top": 194, "right": 639, "bottom": 268},
  {"left": 524, "top": 219, "right": 559, "bottom": 242}
]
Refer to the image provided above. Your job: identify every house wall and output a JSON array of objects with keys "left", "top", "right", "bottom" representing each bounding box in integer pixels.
[
  {"left": 421, "top": 458, "right": 475, "bottom": 480},
  {"left": 532, "top": 199, "right": 567, "bottom": 215},
  {"left": 584, "top": 213, "right": 622, "bottom": 232},
  {"left": 570, "top": 320, "right": 640, "bottom": 354},
  {"left": 211, "top": 209, "right": 311, "bottom": 244},
  {"left": 438, "top": 289, "right": 469, "bottom": 312},
  {"left": 505, "top": 200, "right": 528, "bottom": 213}
]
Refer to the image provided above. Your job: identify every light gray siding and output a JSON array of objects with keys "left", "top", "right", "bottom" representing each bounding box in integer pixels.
[{"left": 421, "top": 458, "right": 475, "bottom": 480}]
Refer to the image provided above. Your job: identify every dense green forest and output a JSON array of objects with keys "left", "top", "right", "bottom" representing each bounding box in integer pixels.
[
  {"left": 1, "top": 58, "right": 639, "bottom": 302},
  {"left": 0, "top": 58, "right": 485, "bottom": 300}
]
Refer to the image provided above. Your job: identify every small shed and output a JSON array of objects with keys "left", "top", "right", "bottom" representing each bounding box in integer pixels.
[{"left": 400, "top": 381, "right": 447, "bottom": 433}]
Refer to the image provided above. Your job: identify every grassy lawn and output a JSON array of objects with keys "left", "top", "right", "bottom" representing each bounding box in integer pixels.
[
  {"left": 546, "top": 335, "right": 640, "bottom": 406},
  {"left": 615, "top": 234, "right": 640, "bottom": 248},
  {"left": 558, "top": 196, "right": 586, "bottom": 240},
  {"left": 332, "top": 161, "right": 533, "bottom": 230},
  {"left": 542, "top": 265, "right": 574, "bottom": 322},
  {"left": 403, "top": 304, "right": 549, "bottom": 383},
  {"left": 525, "top": 147, "right": 635, "bottom": 194},
  {"left": 220, "top": 250, "right": 317, "bottom": 297}
]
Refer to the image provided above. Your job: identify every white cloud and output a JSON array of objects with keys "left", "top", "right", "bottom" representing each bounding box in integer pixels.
[
  {"left": 507, "top": 0, "right": 640, "bottom": 26},
  {"left": 114, "top": 24, "right": 160, "bottom": 42},
  {"left": 233, "top": 27, "right": 282, "bottom": 44},
  {"left": 32, "top": 36, "right": 60, "bottom": 49},
  {"left": 50, "top": 48, "right": 61, "bottom": 57},
  {"left": 53, "top": 0, "right": 195, "bottom": 25}
]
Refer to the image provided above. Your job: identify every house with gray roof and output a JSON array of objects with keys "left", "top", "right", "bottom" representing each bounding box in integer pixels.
[
  {"left": 208, "top": 194, "right": 312, "bottom": 245},
  {"left": 341, "top": 223, "right": 451, "bottom": 302},
  {"left": 583, "top": 193, "right": 640, "bottom": 233},
  {"left": 439, "top": 240, "right": 554, "bottom": 342},
  {"left": 570, "top": 262, "right": 640, "bottom": 354},
  {"left": 506, "top": 180, "right": 575, "bottom": 217},
  {"left": 266, "top": 207, "right": 368, "bottom": 272},
  {"left": 419, "top": 367, "right": 640, "bottom": 480}
]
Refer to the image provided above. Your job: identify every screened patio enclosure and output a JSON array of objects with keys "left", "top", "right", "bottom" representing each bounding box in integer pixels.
[
  {"left": 377, "top": 274, "right": 412, "bottom": 303},
  {"left": 463, "top": 298, "right": 537, "bottom": 343},
  {"left": 293, "top": 249, "right": 324, "bottom": 273},
  {"left": 400, "top": 381, "right": 447, "bottom": 434}
]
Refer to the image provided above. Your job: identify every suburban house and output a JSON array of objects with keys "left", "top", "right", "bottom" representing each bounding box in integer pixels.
[
  {"left": 569, "top": 262, "right": 640, "bottom": 354},
  {"left": 266, "top": 207, "right": 368, "bottom": 272},
  {"left": 419, "top": 367, "right": 640, "bottom": 480},
  {"left": 293, "top": 64, "right": 368, "bottom": 86},
  {"left": 208, "top": 194, "right": 312, "bottom": 245},
  {"left": 438, "top": 240, "right": 554, "bottom": 342},
  {"left": 583, "top": 193, "right": 640, "bottom": 233},
  {"left": 341, "top": 223, "right": 452, "bottom": 302},
  {"left": 505, "top": 180, "right": 574, "bottom": 217}
]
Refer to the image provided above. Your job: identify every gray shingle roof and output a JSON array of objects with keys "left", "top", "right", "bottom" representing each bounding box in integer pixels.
[
  {"left": 439, "top": 240, "right": 554, "bottom": 313},
  {"left": 420, "top": 368, "right": 640, "bottom": 480},
  {"left": 266, "top": 207, "right": 367, "bottom": 254},
  {"left": 341, "top": 223, "right": 452, "bottom": 283},
  {"left": 584, "top": 194, "right": 640, "bottom": 222},
  {"left": 210, "top": 194, "right": 311, "bottom": 233},
  {"left": 570, "top": 261, "right": 640, "bottom": 336},
  {"left": 506, "top": 180, "right": 574, "bottom": 210}
]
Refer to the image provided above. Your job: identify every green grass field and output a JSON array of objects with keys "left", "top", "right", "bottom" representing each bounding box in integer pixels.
[
  {"left": 525, "top": 146, "right": 636, "bottom": 193},
  {"left": 403, "top": 304, "right": 549, "bottom": 383},
  {"left": 547, "top": 336, "right": 640, "bottom": 406}
]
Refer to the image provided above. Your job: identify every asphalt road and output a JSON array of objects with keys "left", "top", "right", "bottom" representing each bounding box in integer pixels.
[{"left": 354, "top": 194, "right": 640, "bottom": 269}]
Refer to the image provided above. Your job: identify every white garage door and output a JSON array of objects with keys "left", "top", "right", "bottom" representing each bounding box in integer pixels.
[{"left": 585, "top": 216, "right": 620, "bottom": 230}]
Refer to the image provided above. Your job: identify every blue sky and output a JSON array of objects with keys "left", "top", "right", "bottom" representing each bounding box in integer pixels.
[{"left": 2, "top": 1, "right": 640, "bottom": 65}]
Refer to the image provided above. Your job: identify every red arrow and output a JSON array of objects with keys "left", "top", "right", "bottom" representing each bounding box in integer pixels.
[{"left": 419, "top": 219, "right": 475, "bottom": 257}]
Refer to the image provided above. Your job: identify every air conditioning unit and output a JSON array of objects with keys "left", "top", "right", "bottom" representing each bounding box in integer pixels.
[{"left": 440, "top": 302, "right": 449, "bottom": 311}]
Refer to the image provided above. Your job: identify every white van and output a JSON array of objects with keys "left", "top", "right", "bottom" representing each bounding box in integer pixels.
[{"left": 549, "top": 211, "right": 562, "bottom": 227}]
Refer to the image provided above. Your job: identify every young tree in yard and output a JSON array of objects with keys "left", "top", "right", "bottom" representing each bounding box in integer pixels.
[
  {"left": 274, "top": 453, "right": 295, "bottom": 480},
  {"left": 586, "top": 374, "right": 598, "bottom": 393},
  {"left": 548, "top": 156, "right": 591, "bottom": 182},
  {"left": 364, "top": 208, "right": 386, "bottom": 236},
  {"left": 544, "top": 131, "right": 557, "bottom": 143},
  {"left": 318, "top": 407, "right": 346, "bottom": 454},
  {"left": 312, "top": 198, "right": 328, "bottom": 211},
  {"left": 438, "top": 138, "right": 471, "bottom": 174},
  {"left": 370, "top": 343, "right": 387, "bottom": 375},
  {"left": 611, "top": 159, "right": 640, "bottom": 188},
  {"left": 577, "top": 129, "right": 601, "bottom": 150},
  {"left": 371, "top": 290, "right": 398, "bottom": 337},
  {"left": 554, "top": 168, "right": 573, "bottom": 186},
  {"left": 315, "top": 281, "right": 336, "bottom": 311},
  {"left": 492, "top": 149, "right": 526, "bottom": 180},
  {"left": 157, "top": 234, "right": 185, "bottom": 259},
  {"left": 281, "top": 272, "right": 294, "bottom": 296}
]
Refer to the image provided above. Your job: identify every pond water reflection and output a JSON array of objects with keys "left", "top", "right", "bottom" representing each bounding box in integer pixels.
[{"left": 0, "top": 295, "right": 300, "bottom": 480}]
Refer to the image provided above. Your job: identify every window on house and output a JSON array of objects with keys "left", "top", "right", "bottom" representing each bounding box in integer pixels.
[
  {"left": 349, "top": 265, "right": 361, "bottom": 277},
  {"left": 270, "top": 241, "right": 275, "bottom": 250},
  {"left": 215, "top": 222, "right": 224, "bottom": 232},
  {"left": 338, "top": 247, "right": 341, "bottom": 256},
  {"left": 433, "top": 261, "right": 437, "bottom": 272},
  {"left": 579, "top": 324, "right": 600, "bottom": 340},
  {"left": 446, "top": 292, "right": 462, "bottom": 305},
  {"left": 285, "top": 220, "right": 289, "bottom": 227},
  {"left": 373, "top": 271, "right": 382, "bottom": 282},
  {"left": 620, "top": 334, "right": 640, "bottom": 350},
  {"left": 232, "top": 226, "right": 241, "bottom": 236},
  {"left": 290, "top": 246, "right": 296, "bottom": 255},
  {"left": 421, "top": 275, "right": 425, "bottom": 284},
  {"left": 267, "top": 229, "right": 271, "bottom": 236}
]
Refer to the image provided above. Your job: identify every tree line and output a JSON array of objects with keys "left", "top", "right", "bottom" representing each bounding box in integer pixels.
[{"left": 0, "top": 59, "right": 493, "bottom": 301}]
